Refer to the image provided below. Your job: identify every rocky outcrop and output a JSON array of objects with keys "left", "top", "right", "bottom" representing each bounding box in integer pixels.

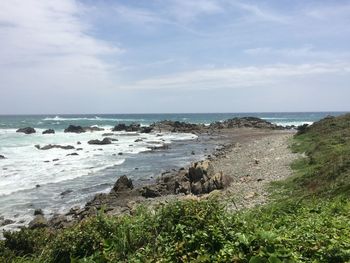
[
  {"left": 209, "top": 117, "right": 285, "bottom": 130},
  {"left": 29, "top": 215, "right": 48, "bottom": 229},
  {"left": 112, "top": 175, "right": 133, "bottom": 192},
  {"left": 151, "top": 121, "right": 203, "bottom": 133},
  {"left": 16, "top": 127, "right": 36, "bottom": 134},
  {"left": 88, "top": 138, "right": 112, "bottom": 145},
  {"left": 35, "top": 144, "right": 75, "bottom": 150},
  {"left": 64, "top": 125, "right": 85, "bottom": 133},
  {"left": 42, "top": 129, "right": 55, "bottom": 134},
  {"left": 112, "top": 123, "right": 141, "bottom": 132}
]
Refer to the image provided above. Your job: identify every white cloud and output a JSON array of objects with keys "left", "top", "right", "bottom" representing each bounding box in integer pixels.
[
  {"left": 124, "top": 63, "right": 350, "bottom": 90},
  {"left": 0, "top": 0, "right": 120, "bottom": 92}
]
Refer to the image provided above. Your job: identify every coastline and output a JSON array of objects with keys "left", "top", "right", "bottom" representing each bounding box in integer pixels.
[{"left": 25, "top": 123, "right": 297, "bottom": 230}]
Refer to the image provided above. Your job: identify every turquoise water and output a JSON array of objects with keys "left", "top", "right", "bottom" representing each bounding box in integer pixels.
[{"left": 0, "top": 112, "right": 347, "bottom": 230}]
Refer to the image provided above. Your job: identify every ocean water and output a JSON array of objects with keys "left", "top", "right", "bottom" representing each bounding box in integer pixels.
[{"left": 0, "top": 112, "right": 347, "bottom": 230}]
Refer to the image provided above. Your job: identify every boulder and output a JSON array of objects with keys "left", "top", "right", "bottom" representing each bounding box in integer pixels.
[
  {"left": 140, "top": 127, "right": 153, "bottom": 133},
  {"left": 28, "top": 215, "right": 48, "bottom": 229},
  {"left": 42, "top": 129, "right": 55, "bottom": 134},
  {"left": 16, "top": 127, "right": 36, "bottom": 134},
  {"left": 64, "top": 125, "right": 85, "bottom": 133},
  {"left": 88, "top": 138, "right": 112, "bottom": 145},
  {"left": 112, "top": 175, "right": 133, "bottom": 192},
  {"left": 0, "top": 155, "right": 5, "bottom": 159}
]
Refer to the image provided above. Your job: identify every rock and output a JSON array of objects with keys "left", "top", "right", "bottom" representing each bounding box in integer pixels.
[
  {"left": 104, "top": 137, "right": 118, "bottom": 141},
  {"left": 36, "top": 184, "right": 40, "bottom": 188},
  {"left": 42, "top": 129, "right": 55, "bottom": 134},
  {"left": 77, "top": 148, "right": 83, "bottom": 151},
  {"left": 29, "top": 215, "right": 48, "bottom": 229},
  {"left": 0, "top": 218, "right": 15, "bottom": 227},
  {"left": 16, "top": 127, "right": 36, "bottom": 134},
  {"left": 52, "top": 159, "right": 59, "bottom": 162},
  {"left": 191, "top": 151, "right": 195, "bottom": 155},
  {"left": 140, "top": 186, "right": 161, "bottom": 198},
  {"left": 191, "top": 181, "right": 203, "bottom": 195},
  {"left": 35, "top": 145, "right": 41, "bottom": 149},
  {"left": 134, "top": 138, "right": 143, "bottom": 142},
  {"left": 140, "top": 127, "right": 153, "bottom": 133},
  {"left": 112, "top": 123, "right": 141, "bottom": 132},
  {"left": 34, "top": 209, "right": 43, "bottom": 216},
  {"left": 60, "top": 189, "right": 73, "bottom": 196},
  {"left": 118, "top": 152, "right": 123, "bottom": 155},
  {"left": 0, "top": 155, "right": 5, "bottom": 159},
  {"left": 37, "top": 144, "right": 75, "bottom": 150},
  {"left": 112, "top": 175, "right": 133, "bottom": 192},
  {"left": 64, "top": 125, "right": 85, "bottom": 133},
  {"left": 48, "top": 214, "right": 71, "bottom": 229},
  {"left": 77, "top": 141, "right": 81, "bottom": 145},
  {"left": 151, "top": 120, "right": 203, "bottom": 133},
  {"left": 66, "top": 153, "right": 79, "bottom": 156},
  {"left": 209, "top": 117, "right": 285, "bottom": 130},
  {"left": 88, "top": 138, "right": 112, "bottom": 145},
  {"left": 254, "top": 159, "right": 260, "bottom": 165}
]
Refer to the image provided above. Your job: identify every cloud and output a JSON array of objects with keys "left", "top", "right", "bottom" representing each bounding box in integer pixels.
[
  {"left": 123, "top": 63, "right": 350, "bottom": 90},
  {"left": 0, "top": 0, "right": 120, "bottom": 92}
]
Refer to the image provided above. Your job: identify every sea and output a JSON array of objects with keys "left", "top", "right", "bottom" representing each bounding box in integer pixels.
[{"left": 0, "top": 112, "right": 347, "bottom": 230}]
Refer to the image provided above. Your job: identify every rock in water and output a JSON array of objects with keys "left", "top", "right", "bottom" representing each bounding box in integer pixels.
[
  {"left": 64, "top": 125, "right": 85, "bottom": 133},
  {"left": 88, "top": 138, "right": 112, "bottom": 145},
  {"left": 113, "top": 175, "right": 133, "bottom": 192},
  {"left": 0, "top": 155, "right": 5, "bottom": 159},
  {"left": 16, "top": 127, "right": 36, "bottom": 134},
  {"left": 42, "top": 129, "right": 55, "bottom": 134}
]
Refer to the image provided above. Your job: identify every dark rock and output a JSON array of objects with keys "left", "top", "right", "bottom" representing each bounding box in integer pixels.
[
  {"left": 88, "top": 138, "right": 112, "bottom": 145},
  {"left": 151, "top": 120, "right": 203, "bottom": 133},
  {"left": 48, "top": 214, "right": 71, "bottom": 229},
  {"left": 66, "top": 153, "right": 79, "bottom": 156},
  {"left": 34, "top": 209, "right": 43, "bottom": 216},
  {"left": 141, "top": 186, "right": 161, "bottom": 198},
  {"left": 28, "top": 215, "right": 47, "bottom": 229},
  {"left": 209, "top": 117, "right": 285, "bottom": 130},
  {"left": 77, "top": 141, "right": 81, "bottom": 145},
  {"left": 52, "top": 159, "right": 59, "bottom": 162},
  {"left": 134, "top": 138, "right": 143, "bottom": 142},
  {"left": 76, "top": 148, "right": 83, "bottom": 151},
  {"left": 36, "top": 184, "right": 40, "bottom": 188},
  {"left": 112, "top": 123, "right": 141, "bottom": 132},
  {"left": 297, "top": 124, "right": 309, "bottom": 135},
  {"left": 60, "top": 189, "right": 73, "bottom": 196},
  {"left": 0, "top": 155, "right": 5, "bottom": 159},
  {"left": 118, "top": 152, "right": 123, "bottom": 155},
  {"left": 0, "top": 218, "right": 15, "bottom": 226},
  {"left": 140, "top": 127, "right": 153, "bottom": 133},
  {"left": 112, "top": 175, "right": 133, "bottom": 192},
  {"left": 42, "top": 129, "right": 55, "bottom": 134},
  {"left": 64, "top": 125, "right": 85, "bottom": 133},
  {"left": 16, "top": 127, "right": 36, "bottom": 134},
  {"left": 37, "top": 144, "right": 75, "bottom": 150}
]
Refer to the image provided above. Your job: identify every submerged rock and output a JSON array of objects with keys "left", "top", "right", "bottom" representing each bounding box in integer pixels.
[
  {"left": 64, "top": 125, "right": 85, "bottom": 133},
  {"left": 88, "top": 138, "right": 112, "bottom": 145},
  {"left": 42, "top": 129, "right": 55, "bottom": 134},
  {"left": 36, "top": 144, "right": 75, "bottom": 150},
  {"left": 16, "top": 127, "right": 36, "bottom": 134}
]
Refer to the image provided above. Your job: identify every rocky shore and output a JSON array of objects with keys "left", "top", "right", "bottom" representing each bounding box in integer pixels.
[{"left": 4, "top": 118, "right": 298, "bottom": 230}]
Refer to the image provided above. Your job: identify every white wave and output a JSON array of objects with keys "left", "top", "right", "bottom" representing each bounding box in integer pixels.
[
  {"left": 43, "top": 116, "right": 146, "bottom": 122},
  {"left": 262, "top": 117, "right": 288, "bottom": 120},
  {"left": 275, "top": 121, "right": 314, "bottom": 127}
]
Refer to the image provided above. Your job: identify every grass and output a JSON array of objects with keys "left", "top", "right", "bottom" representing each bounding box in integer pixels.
[{"left": 1, "top": 114, "right": 350, "bottom": 262}]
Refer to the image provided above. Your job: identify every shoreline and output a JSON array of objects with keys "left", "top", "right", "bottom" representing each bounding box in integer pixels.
[{"left": 1, "top": 118, "right": 296, "bottom": 231}]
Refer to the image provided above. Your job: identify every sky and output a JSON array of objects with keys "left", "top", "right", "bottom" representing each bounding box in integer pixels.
[{"left": 0, "top": 0, "right": 350, "bottom": 114}]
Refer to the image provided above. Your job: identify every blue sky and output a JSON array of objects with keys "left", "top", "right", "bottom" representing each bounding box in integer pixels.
[{"left": 0, "top": 0, "right": 350, "bottom": 114}]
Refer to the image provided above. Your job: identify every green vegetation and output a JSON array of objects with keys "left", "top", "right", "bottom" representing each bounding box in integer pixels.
[{"left": 1, "top": 114, "right": 350, "bottom": 262}]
